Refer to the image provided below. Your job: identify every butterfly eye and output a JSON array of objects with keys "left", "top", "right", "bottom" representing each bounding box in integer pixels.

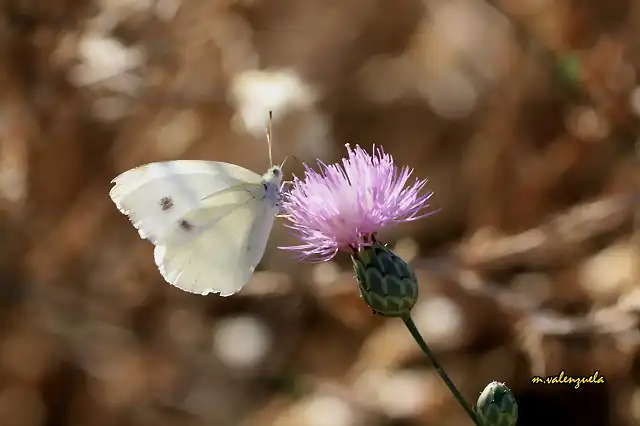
[{"left": 272, "top": 168, "right": 280, "bottom": 177}]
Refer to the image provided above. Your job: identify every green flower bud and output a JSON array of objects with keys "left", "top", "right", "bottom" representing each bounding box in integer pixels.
[
  {"left": 474, "top": 381, "right": 518, "bottom": 426},
  {"left": 351, "top": 242, "right": 418, "bottom": 317}
]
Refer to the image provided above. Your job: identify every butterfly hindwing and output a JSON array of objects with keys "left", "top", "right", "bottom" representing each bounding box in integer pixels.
[{"left": 154, "top": 183, "right": 277, "bottom": 296}]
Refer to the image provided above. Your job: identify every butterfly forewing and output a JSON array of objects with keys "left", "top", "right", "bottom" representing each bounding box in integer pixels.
[{"left": 109, "top": 161, "right": 261, "bottom": 244}]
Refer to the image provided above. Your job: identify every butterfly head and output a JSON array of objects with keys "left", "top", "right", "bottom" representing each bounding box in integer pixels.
[
  {"left": 261, "top": 165, "right": 283, "bottom": 206},
  {"left": 263, "top": 165, "right": 283, "bottom": 185}
]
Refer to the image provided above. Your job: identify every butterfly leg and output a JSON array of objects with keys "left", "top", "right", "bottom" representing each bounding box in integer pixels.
[{"left": 280, "top": 181, "right": 295, "bottom": 190}]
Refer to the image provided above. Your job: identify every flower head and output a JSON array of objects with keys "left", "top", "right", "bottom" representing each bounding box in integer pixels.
[{"left": 280, "top": 144, "right": 436, "bottom": 261}]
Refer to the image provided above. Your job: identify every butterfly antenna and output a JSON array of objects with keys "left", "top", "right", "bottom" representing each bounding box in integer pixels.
[{"left": 266, "top": 111, "right": 274, "bottom": 167}]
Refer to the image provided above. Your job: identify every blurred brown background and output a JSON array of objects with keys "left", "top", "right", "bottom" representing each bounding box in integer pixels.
[{"left": 0, "top": 0, "right": 639, "bottom": 425}]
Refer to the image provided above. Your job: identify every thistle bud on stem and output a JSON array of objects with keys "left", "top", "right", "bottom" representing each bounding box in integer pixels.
[
  {"left": 351, "top": 241, "right": 419, "bottom": 317},
  {"left": 475, "top": 381, "right": 519, "bottom": 426}
]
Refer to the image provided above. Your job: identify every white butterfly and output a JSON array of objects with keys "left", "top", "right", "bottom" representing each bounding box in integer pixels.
[{"left": 109, "top": 121, "right": 284, "bottom": 296}]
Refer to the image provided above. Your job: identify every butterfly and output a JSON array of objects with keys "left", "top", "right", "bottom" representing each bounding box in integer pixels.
[{"left": 109, "top": 115, "right": 285, "bottom": 296}]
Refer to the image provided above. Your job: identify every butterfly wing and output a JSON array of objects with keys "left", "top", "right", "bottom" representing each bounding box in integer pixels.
[
  {"left": 153, "top": 183, "right": 279, "bottom": 296},
  {"left": 109, "top": 160, "right": 262, "bottom": 244}
]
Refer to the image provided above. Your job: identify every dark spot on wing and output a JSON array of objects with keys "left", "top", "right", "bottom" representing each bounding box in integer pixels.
[
  {"left": 179, "top": 220, "right": 193, "bottom": 231},
  {"left": 160, "top": 196, "right": 174, "bottom": 211}
]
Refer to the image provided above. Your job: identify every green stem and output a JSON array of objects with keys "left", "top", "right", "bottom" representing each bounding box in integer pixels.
[{"left": 401, "top": 314, "right": 482, "bottom": 426}]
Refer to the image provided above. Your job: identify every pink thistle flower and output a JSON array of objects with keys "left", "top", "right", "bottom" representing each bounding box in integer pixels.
[{"left": 280, "top": 144, "right": 437, "bottom": 261}]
